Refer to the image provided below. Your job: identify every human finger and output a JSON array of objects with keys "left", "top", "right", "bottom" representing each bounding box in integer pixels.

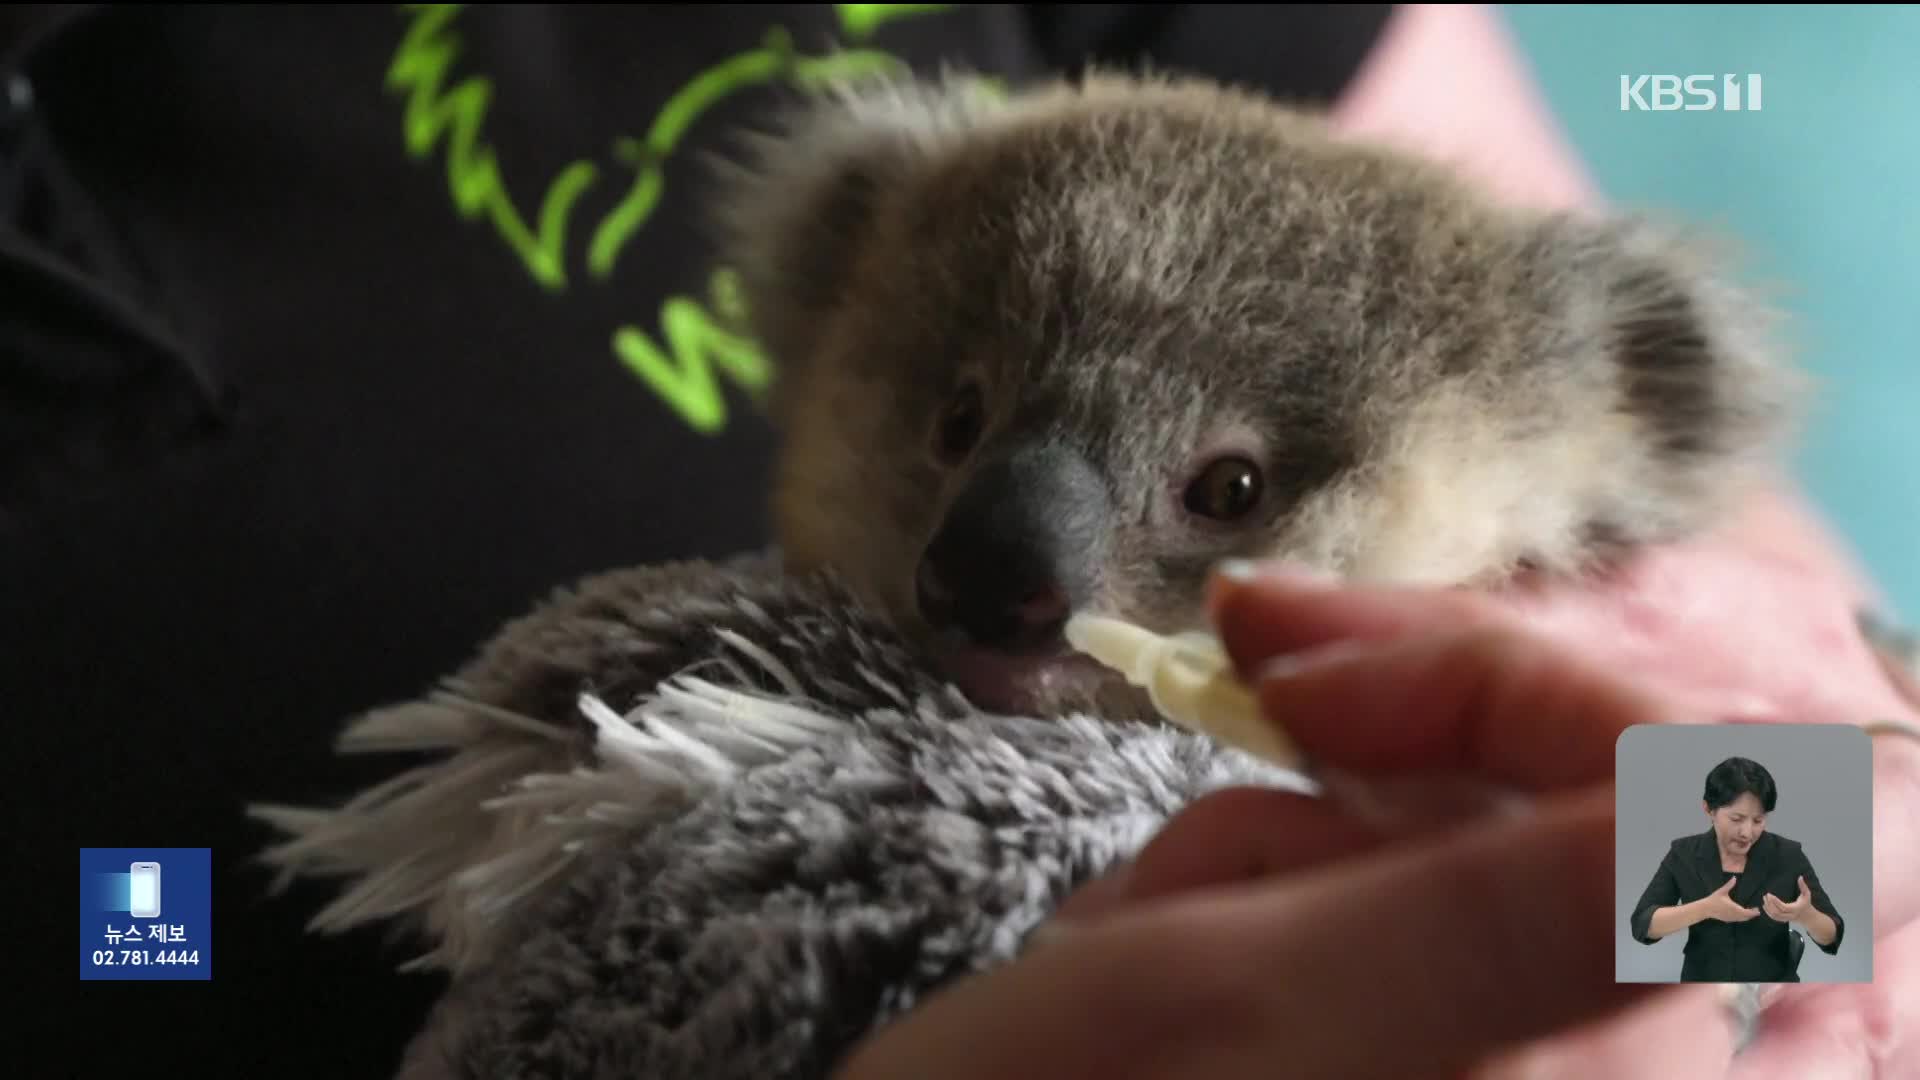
[
  {"left": 1161, "top": 783, "right": 1662, "bottom": 1077},
  {"left": 1046, "top": 786, "right": 1391, "bottom": 926},
  {"left": 1045, "top": 771, "right": 1539, "bottom": 929},
  {"left": 1238, "top": 616, "right": 1674, "bottom": 792},
  {"left": 1207, "top": 561, "right": 1786, "bottom": 723},
  {"left": 839, "top": 785, "right": 1659, "bottom": 1080},
  {"left": 1049, "top": 763, "right": 1559, "bottom": 929},
  {"left": 1206, "top": 562, "right": 1513, "bottom": 670}
]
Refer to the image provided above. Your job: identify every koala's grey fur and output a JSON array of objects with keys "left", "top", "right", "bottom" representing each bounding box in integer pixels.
[
  {"left": 251, "top": 70, "right": 1805, "bottom": 1078},
  {"left": 712, "top": 68, "right": 1804, "bottom": 715}
]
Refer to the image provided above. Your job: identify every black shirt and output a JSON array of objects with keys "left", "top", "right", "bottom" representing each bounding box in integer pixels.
[
  {"left": 1629, "top": 829, "right": 1848, "bottom": 983},
  {"left": 6, "top": 5, "right": 1390, "bottom": 1074}
]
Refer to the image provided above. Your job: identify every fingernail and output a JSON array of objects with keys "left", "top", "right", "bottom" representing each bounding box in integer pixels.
[
  {"left": 1207, "top": 560, "right": 1253, "bottom": 615},
  {"left": 1212, "top": 559, "right": 1338, "bottom": 588},
  {"left": 1262, "top": 561, "right": 1341, "bottom": 587},
  {"left": 1210, "top": 559, "right": 1335, "bottom": 617},
  {"left": 1313, "top": 769, "right": 1536, "bottom": 833},
  {"left": 1215, "top": 559, "right": 1259, "bottom": 583},
  {"left": 1863, "top": 718, "right": 1920, "bottom": 742},
  {"left": 1254, "top": 640, "right": 1371, "bottom": 684}
]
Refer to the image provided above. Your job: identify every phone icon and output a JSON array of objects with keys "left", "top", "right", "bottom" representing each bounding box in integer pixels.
[{"left": 129, "top": 861, "right": 161, "bottom": 919}]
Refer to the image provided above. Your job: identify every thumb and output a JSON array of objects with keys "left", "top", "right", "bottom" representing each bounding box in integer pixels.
[
  {"left": 1798, "top": 875, "right": 1810, "bottom": 897},
  {"left": 1716, "top": 876, "right": 1737, "bottom": 894}
]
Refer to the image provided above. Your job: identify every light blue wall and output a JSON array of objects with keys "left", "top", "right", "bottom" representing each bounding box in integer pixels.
[{"left": 1501, "top": 5, "right": 1917, "bottom": 620}]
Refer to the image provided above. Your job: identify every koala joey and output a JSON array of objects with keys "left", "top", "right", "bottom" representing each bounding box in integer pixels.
[{"left": 706, "top": 69, "right": 1805, "bottom": 720}]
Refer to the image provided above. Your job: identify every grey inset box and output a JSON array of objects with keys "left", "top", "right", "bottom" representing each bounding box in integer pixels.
[{"left": 1615, "top": 722, "right": 1873, "bottom": 985}]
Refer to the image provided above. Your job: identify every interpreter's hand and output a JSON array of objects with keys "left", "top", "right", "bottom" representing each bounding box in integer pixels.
[
  {"left": 1761, "top": 877, "right": 1813, "bottom": 925},
  {"left": 833, "top": 568, "right": 1691, "bottom": 1080},
  {"left": 1701, "top": 877, "right": 1762, "bottom": 924}
]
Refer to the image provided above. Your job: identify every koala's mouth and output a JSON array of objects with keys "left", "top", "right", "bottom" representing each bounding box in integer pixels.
[{"left": 931, "top": 644, "right": 1111, "bottom": 715}]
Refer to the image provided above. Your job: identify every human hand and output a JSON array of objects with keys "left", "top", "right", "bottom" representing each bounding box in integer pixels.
[
  {"left": 836, "top": 495, "right": 1918, "bottom": 1079},
  {"left": 835, "top": 569, "right": 1694, "bottom": 1080},
  {"left": 1191, "top": 494, "right": 1920, "bottom": 939},
  {"left": 1323, "top": 5, "right": 1916, "bottom": 1070},
  {"left": 1701, "top": 877, "right": 1762, "bottom": 924},
  {"left": 1186, "top": 533, "right": 1919, "bottom": 1080},
  {"left": 1761, "top": 877, "right": 1813, "bottom": 925}
]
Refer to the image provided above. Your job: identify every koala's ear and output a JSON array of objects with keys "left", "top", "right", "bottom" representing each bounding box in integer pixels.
[
  {"left": 1546, "top": 212, "right": 1808, "bottom": 472},
  {"left": 702, "top": 70, "right": 1005, "bottom": 381}
]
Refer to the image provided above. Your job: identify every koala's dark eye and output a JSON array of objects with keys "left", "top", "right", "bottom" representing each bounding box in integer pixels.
[
  {"left": 933, "top": 382, "right": 985, "bottom": 465},
  {"left": 1184, "top": 457, "right": 1265, "bottom": 521}
]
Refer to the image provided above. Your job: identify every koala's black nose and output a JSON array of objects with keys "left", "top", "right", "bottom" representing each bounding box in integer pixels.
[
  {"left": 915, "top": 558, "right": 1071, "bottom": 654},
  {"left": 916, "top": 442, "right": 1107, "bottom": 655}
]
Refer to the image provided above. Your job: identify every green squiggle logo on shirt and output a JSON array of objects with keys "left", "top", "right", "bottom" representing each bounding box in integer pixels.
[
  {"left": 586, "top": 27, "right": 908, "bottom": 284},
  {"left": 384, "top": 3, "right": 959, "bottom": 435},
  {"left": 388, "top": 4, "right": 594, "bottom": 292}
]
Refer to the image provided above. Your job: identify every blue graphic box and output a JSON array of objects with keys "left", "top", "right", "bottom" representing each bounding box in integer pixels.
[{"left": 79, "top": 847, "right": 212, "bottom": 980}]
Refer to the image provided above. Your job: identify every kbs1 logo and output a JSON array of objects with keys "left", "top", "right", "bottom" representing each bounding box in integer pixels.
[{"left": 1620, "top": 74, "right": 1764, "bottom": 112}]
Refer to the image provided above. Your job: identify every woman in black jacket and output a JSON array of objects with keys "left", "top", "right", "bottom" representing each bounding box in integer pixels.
[{"left": 1630, "top": 757, "right": 1847, "bottom": 982}]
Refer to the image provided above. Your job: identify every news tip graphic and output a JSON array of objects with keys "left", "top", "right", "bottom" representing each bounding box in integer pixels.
[{"left": 80, "top": 848, "right": 212, "bottom": 981}]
